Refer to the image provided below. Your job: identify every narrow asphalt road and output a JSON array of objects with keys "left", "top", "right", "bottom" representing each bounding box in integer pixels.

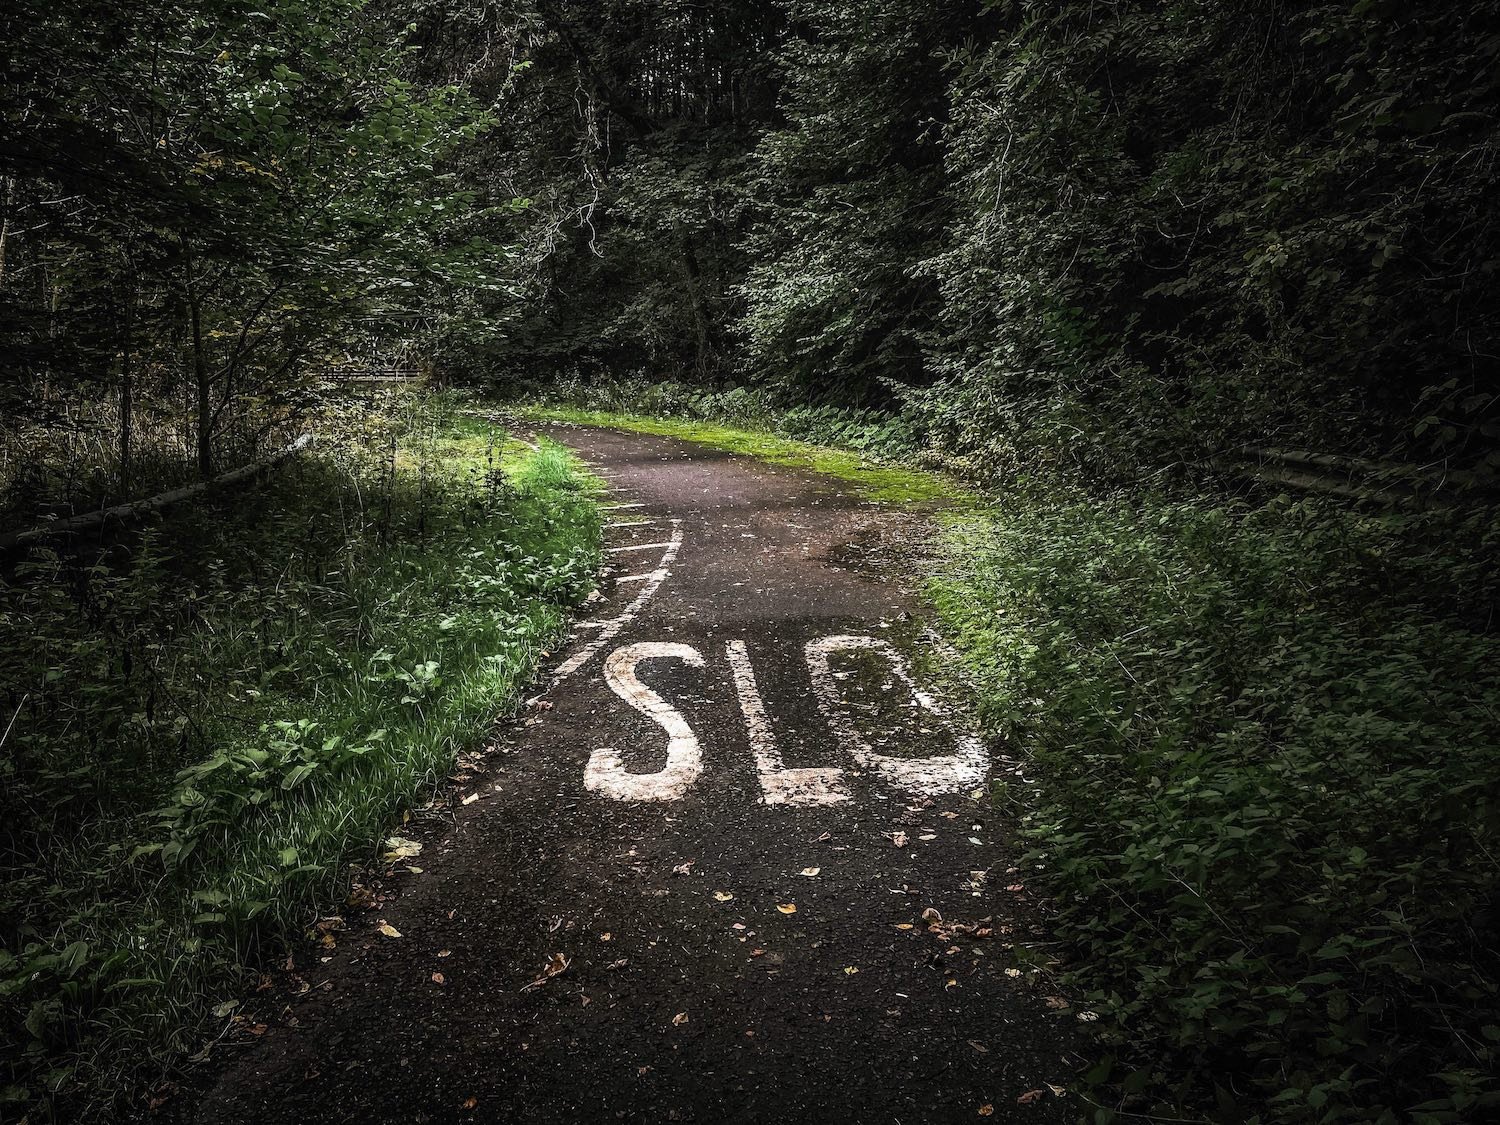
[{"left": 182, "top": 426, "right": 1077, "bottom": 1124}]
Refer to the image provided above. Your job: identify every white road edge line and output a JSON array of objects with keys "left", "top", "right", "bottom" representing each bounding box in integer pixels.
[
  {"left": 608, "top": 541, "right": 673, "bottom": 553},
  {"left": 552, "top": 519, "right": 683, "bottom": 683}
]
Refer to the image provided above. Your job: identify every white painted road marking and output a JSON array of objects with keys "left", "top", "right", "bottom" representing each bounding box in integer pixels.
[
  {"left": 551, "top": 520, "right": 683, "bottom": 683},
  {"left": 608, "top": 541, "right": 674, "bottom": 553},
  {"left": 586, "top": 643, "right": 706, "bottom": 801},
  {"left": 726, "top": 640, "right": 849, "bottom": 806},
  {"left": 805, "top": 634, "right": 987, "bottom": 796}
]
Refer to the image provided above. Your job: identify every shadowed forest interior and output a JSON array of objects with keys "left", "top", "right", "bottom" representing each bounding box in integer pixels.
[{"left": 2, "top": 2, "right": 1498, "bottom": 1122}]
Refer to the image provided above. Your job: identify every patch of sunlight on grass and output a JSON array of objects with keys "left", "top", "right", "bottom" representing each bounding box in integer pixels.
[{"left": 514, "top": 404, "right": 974, "bottom": 508}]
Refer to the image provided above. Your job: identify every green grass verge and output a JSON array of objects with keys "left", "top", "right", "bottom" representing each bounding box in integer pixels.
[
  {"left": 0, "top": 391, "right": 602, "bottom": 1118},
  {"left": 515, "top": 403, "right": 968, "bottom": 507}
]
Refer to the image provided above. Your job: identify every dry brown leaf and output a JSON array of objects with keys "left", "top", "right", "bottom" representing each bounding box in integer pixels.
[
  {"left": 382, "top": 836, "right": 422, "bottom": 862},
  {"left": 438, "top": 949, "right": 451, "bottom": 958},
  {"left": 462, "top": 1096, "right": 477, "bottom": 1110},
  {"left": 777, "top": 903, "right": 797, "bottom": 914},
  {"left": 890, "top": 831, "right": 909, "bottom": 848},
  {"left": 921, "top": 907, "right": 943, "bottom": 923},
  {"left": 978, "top": 1106, "right": 994, "bottom": 1117},
  {"left": 672, "top": 1012, "right": 689, "bottom": 1026},
  {"left": 377, "top": 921, "right": 402, "bottom": 939},
  {"left": 798, "top": 867, "right": 820, "bottom": 877},
  {"left": 431, "top": 972, "right": 445, "bottom": 985},
  {"left": 894, "top": 923, "right": 914, "bottom": 931},
  {"left": 519, "top": 952, "right": 570, "bottom": 992},
  {"left": 1016, "top": 1089, "right": 1045, "bottom": 1105},
  {"left": 843, "top": 966, "right": 859, "bottom": 975},
  {"left": 713, "top": 891, "right": 734, "bottom": 902}
]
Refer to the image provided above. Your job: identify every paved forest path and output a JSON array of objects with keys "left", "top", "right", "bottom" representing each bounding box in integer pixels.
[{"left": 187, "top": 426, "right": 1076, "bottom": 1124}]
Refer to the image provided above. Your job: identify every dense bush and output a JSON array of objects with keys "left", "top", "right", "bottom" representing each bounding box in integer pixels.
[
  {"left": 910, "top": 1, "right": 1500, "bottom": 483},
  {"left": 932, "top": 494, "right": 1500, "bottom": 1121}
]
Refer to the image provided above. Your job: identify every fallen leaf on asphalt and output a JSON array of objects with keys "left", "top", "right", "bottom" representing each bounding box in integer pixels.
[
  {"left": 714, "top": 891, "right": 734, "bottom": 901},
  {"left": 1044, "top": 996, "right": 1070, "bottom": 1009},
  {"left": 1047, "top": 1084, "right": 1066, "bottom": 1097},
  {"left": 1077, "top": 1010, "right": 1099, "bottom": 1022},
  {"left": 967, "top": 1040, "right": 989, "bottom": 1054},
  {"left": 843, "top": 966, "right": 859, "bottom": 975},
  {"left": 1005, "top": 884, "right": 1025, "bottom": 893},
  {"left": 438, "top": 949, "right": 451, "bottom": 957},
  {"left": 672, "top": 860, "right": 694, "bottom": 876},
  {"left": 946, "top": 978, "right": 958, "bottom": 990},
  {"left": 1017, "top": 1089, "right": 1045, "bottom": 1105},
  {"left": 462, "top": 1096, "right": 477, "bottom": 1110},
  {"left": 969, "top": 789, "right": 984, "bottom": 800},
  {"left": 978, "top": 1106, "right": 994, "bottom": 1117},
  {"left": 894, "top": 923, "right": 914, "bottom": 931},
  {"left": 777, "top": 903, "right": 797, "bottom": 914},
  {"left": 462, "top": 793, "right": 479, "bottom": 805},
  {"left": 377, "top": 921, "right": 402, "bottom": 939},
  {"left": 672, "top": 1012, "right": 689, "bottom": 1026},
  {"left": 890, "top": 831, "right": 909, "bottom": 848},
  {"left": 382, "top": 836, "right": 422, "bottom": 862},
  {"left": 346, "top": 884, "right": 377, "bottom": 910},
  {"left": 405, "top": 865, "right": 423, "bottom": 874},
  {"left": 921, "top": 907, "right": 943, "bottom": 923},
  {"left": 941, "top": 812, "right": 959, "bottom": 819},
  {"left": 798, "top": 867, "right": 820, "bottom": 877},
  {"left": 750, "top": 948, "right": 766, "bottom": 957},
  {"left": 431, "top": 972, "right": 445, "bottom": 985},
  {"left": 919, "top": 834, "right": 936, "bottom": 841},
  {"left": 1004, "top": 967, "right": 1022, "bottom": 977},
  {"left": 519, "top": 952, "right": 570, "bottom": 992}
]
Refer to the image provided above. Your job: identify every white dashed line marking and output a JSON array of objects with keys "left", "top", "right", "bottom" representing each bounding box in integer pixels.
[{"left": 551, "top": 520, "right": 683, "bottom": 683}]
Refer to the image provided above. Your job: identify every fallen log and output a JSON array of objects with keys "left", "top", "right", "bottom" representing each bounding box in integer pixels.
[{"left": 0, "top": 433, "right": 315, "bottom": 552}]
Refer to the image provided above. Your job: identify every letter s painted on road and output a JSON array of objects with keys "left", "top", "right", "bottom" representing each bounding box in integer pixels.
[{"left": 585, "top": 642, "right": 706, "bottom": 801}]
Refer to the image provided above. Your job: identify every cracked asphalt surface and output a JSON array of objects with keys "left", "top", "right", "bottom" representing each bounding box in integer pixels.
[{"left": 174, "top": 425, "right": 1077, "bottom": 1124}]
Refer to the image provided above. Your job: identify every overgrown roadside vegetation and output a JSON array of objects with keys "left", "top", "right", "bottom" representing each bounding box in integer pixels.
[
  {"left": 0, "top": 390, "right": 601, "bottom": 1120},
  {"left": 521, "top": 391, "right": 1500, "bottom": 1124}
]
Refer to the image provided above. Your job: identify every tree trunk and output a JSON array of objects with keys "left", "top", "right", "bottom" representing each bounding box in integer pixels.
[
  {"left": 672, "top": 217, "right": 716, "bottom": 382},
  {"left": 187, "top": 258, "right": 212, "bottom": 478},
  {"left": 119, "top": 296, "right": 134, "bottom": 493}
]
